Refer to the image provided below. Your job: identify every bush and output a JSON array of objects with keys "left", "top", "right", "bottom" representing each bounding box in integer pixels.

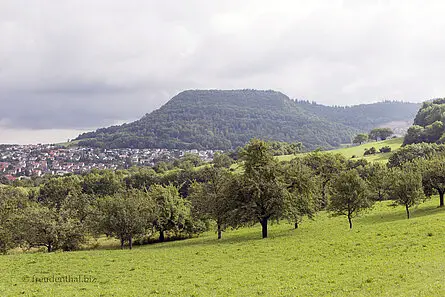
[
  {"left": 364, "top": 147, "right": 377, "bottom": 156},
  {"left": 379, "top": 146, "right": 392, "bottom": 153}
]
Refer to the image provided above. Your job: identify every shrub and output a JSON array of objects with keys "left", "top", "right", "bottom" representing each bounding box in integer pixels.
[
  {"left": 364, "top": 147, "right": 377, "bottom": 156},
  {"left": 379, "top": 146, "right": 392, "bottom": 153}
]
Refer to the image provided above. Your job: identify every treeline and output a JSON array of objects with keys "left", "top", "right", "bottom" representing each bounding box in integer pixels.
[{"left": 1, "top": 140, "right": 445, "bottom": 253}]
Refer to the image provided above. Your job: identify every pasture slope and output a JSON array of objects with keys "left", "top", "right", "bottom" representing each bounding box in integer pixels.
[
  {"left": 1, "top": 198, "right": 445, "bottom": 296},
  {"left": 278, "top": 137, "right": 404, "bottom": 163}
]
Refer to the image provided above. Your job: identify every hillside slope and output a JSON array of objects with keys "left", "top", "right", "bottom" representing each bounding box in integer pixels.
[
  {"left": 295, "top": 100, "right": 420, "bottom": 132},
  {"left": 75, "top": 90, "right": 358, "bottom": 150},
  {"left": 75, "top": 90, "right": 419, "bottom": 150},
  {"left": 2, "top": 199, "right": 445, "bottom": 296}
]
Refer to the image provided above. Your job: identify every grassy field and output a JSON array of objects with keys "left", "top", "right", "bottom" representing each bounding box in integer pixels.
[
  {"left": 277, "top": 137, "right": 404, "bottom": 163},
  {"left": 2, "top": 197, "right": 445, "bottom": 296}
]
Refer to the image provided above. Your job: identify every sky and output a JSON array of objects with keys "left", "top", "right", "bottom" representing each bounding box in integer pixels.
[{"left": 1, "top": 0, "right": 445, "bottom": 144}]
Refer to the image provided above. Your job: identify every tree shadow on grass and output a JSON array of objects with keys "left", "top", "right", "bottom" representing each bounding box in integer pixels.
[
  {"left": 359, "top": 204, "right": 445, "bottom": 225},
  {"left": 79, "top": 224, "right": 296, "bottom": 252}
]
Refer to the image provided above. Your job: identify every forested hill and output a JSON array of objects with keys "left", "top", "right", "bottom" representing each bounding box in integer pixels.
[
  {"left": 295, "top": 100, "right": 420, "bottom": 131},
  {"left": 74, "top": 90, "right": 419, "bottom": 150}
]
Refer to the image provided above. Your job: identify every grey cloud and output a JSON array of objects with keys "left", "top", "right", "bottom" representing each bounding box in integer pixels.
[{"left": 1, "top": 0, "right": 445, "bottom": 139}]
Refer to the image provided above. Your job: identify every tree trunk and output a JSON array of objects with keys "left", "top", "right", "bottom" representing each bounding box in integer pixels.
[
  {"left": 294, "top": 222, "right": 298, "bottom": 229},
  {"left": 260, "top": 218, "right": 268, "bottom": 238},
  {"left": 405, "top": 204, "right": 410, "bottom": 219},
  {"left": 217, "top": 224, "right": 222, "bottom": 240},
  {"left": 159, "top": 230, "right": 165, "bottom": 242},
  {"left": 321, "top": 186, "right": 327, "bottom": 209},
  {"left": 47, "top": 243, "right": 52, "bottom": 253},
  {"left": 348, "top": 214, "right": 353, "bottom": 229},
  {"left": 120, "top": 237, "right": 125, "bottom": 249},
  {"left": 129, "top": 235, "right": 133, "bottom": 250},
  {"left": 439, "top": 190, "right": 444, "bottom": 207}
]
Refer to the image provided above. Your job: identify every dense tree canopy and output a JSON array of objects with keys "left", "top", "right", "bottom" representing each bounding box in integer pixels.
[
  {"left": 74, "top": 90, "right": 418, "bottom": 151},
  {"left": 404, "top": 99, "right": 445, "bottom": 145}
]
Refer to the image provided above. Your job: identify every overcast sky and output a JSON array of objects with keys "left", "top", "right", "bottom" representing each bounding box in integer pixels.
[{"left": 1, "top": 0, "right": 445, "bottom": 143}]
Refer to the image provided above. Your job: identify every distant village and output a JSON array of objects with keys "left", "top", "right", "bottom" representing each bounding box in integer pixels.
[{"left": 0, "top": 144, "right": 217, "bottom": 181}]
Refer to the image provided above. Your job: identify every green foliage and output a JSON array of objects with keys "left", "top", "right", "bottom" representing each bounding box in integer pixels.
[
  {"left": 328, "top": 170, "right": 373, "bottom": 228},
  {"left": 363, "top": 147, "right": 377, "bottom": 155},
  {"left": 75, "top": 91, "right": 419, "bottom": 151},
  {"left": 95, "top": 189, "right": 155, "bottom": 249},
  {"left": 296, "top": 100, "right": 419, "bottom": 131},
  {"left": 14, "top": 203, "right": 86, "bottom": 252},
  {"left": 0, "top": 187, "right": 29, "bottom": 253},
  {"left": 302, "top": 152, "right": 347, "bottom": 208},
  {"left": 379, "top": 146, "right": 391, "bottom": 153},
  {"left": 38, "top": 175, "right": 82, "bottom": 210},
  {"left": 282, "top": 159, "right": 319, "bottom": 228},
  {"left": 404, "top": 99, "right": 445, "bottom": 145},
  {"left": 149, "top": 184, "right": 191, "bottom": 242},
  {"left": 353, "top": 133, "right": 368, "bottom": 144},
  {"left": 387, "top": 142, "right": 445, "bottom": 168},
  {"left": 238, "top": 139, "right": 287, "bottom": 238},
  {"left": 419, "top": 156, "right": 445, "bottom": 207},
  {"left": 188, "top": 167, "right": 239, "bottom": 239},
  {"left": 369, "top": 128, "right": 393, "bottom": 141},
  {"left": 387, "top": 165, "right": 425, "bottom": 219},
  {"left": 212, "top": 152, "right": 234, "bottom": 168},
  {"left": 82, "top": 170, "right": 124, "bottom": 196}
]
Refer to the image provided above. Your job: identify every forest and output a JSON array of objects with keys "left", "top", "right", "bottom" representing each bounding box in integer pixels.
[{"left": 74, "top": 90, "right": 419, "bottom": 151}]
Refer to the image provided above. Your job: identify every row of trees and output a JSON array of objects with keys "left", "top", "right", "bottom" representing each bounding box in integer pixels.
[{"left": 1, "top": 140, "right": 445, "bottom": 253}]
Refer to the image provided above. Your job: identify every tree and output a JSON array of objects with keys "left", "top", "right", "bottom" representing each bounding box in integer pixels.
[
  {"left": 328, "top": 170, "right": 372, "bottom": 229},
  {"left": 302, "top": 152, "right": 346, "bottom": 209},
  {"left": 82, "top": 170, "right": 124, "bottom": 196},
  {"left": 125, "top": 167, "right": 159, "bottom": 191},
  {"left": 212, "top": 152, "right": 234, "bottom": 169},
  {"left": 14, "top": 203, "right": 86, "bottom": 252},
  {"left": 369, "top": 128, "right": 393, "bottom": 141},
  {"left": 359, "top": 162, "right": 390, "bottom": 201},
  {"left": 189, "top": 167, "right": 238, "bottom": 239},
  {"left": 38, "top": 175, "right": 82, "bottom": 210},
  {"left": 353, "top": 133, "right": 368, "bottom": 145},
  {"left": 403, "top": 125, "right": 426, "bottom": 145},
  {"left": 96, "top": 189, "right": 155, "bottom": 249},
  {"left": 364, "top": 147, "right": 377, "bottom": 155},
  {"left": 387, "top": 143, "right": 445, "bottom": 168},
  {"left": 238, "top": 139, "right": 287, "bottom": 238},
  {"left": 387, "top": 166, "right": 425, "bottom": 219},
  {"left": 0, "top": 187, "right": 29, "bottom": 253},
  {"left": 282, "top": 159, "right": 319, "bottom": 229},
  {"left": 150, "top": 184, "right": 191, "bottom": 242},
  {"left": 420, "top": 156, "right": 445, "bottom": 207}
]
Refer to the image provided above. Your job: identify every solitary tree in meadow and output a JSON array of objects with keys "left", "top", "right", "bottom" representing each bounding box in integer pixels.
[
  {"left": 239, "top": 139, "right": 286, "bottom": 238},
  {"left": 353, "top": 133, "right": 368, "bottom": 145},
  {"left": 189, "top": 167, "right": 238, "bottom": 239},
  {"left": 387, "top": 166, "right": 425, "bottom": 219},
  {"left": 419, "top": 157, "right": 445, "bottom": 207},
  {"left": 150, "top": 184, "right": 191, "bottom": 242},
  {"left": 302, "top": 152, "right": 346, "bottom": 208},
  {"left": 282, "top": 159, "right": 319, "bottom": 229},
  {"left": 96, "top": 189, "right": 155, "bottom": 249},
  {"left": 328, "top": 170, "right": 372, "bottom": 229}
]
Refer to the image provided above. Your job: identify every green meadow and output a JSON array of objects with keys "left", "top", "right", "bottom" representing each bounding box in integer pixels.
[
  {"left": 2, "top": 197, "right": 445, "bottom": 297},
  {"left": 277, "top": 137, "right": 404, "bottom": 163}
]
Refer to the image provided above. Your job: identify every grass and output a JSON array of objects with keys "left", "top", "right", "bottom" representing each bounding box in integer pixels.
[
  {"left": 277, "top": 137, "right": 404, "bottom": 163},
  {"left": 2, "top": 197, "right": 445, "bottom": 296}
]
